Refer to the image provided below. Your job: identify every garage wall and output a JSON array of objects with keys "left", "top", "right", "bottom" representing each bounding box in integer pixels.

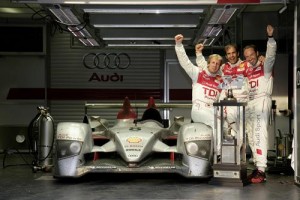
[
  {"left": 0, "top": 55, "right": 46, "bottom": 126},
  {"left": 0, "top": 11, "right": 292, "bottom": 136},
  {"left": 294, "top": 0, "right": 300, "bottom": 185},
  {"left": 49, "top": 32, "right": 163, "bottom": 124}
]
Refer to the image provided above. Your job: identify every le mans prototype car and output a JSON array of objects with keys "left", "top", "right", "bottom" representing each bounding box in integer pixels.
[{"left": 53, "top": 97, "right": 214, "bottom": 179}]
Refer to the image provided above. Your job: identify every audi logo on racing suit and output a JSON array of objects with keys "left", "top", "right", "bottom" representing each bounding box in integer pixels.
[{"left": 83, "top": 53, "right": 131, "bottom": 69}]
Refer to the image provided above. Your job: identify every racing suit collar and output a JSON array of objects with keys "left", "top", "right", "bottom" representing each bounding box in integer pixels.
[
  {"left": 249, "top": 60, "right": 261, "bottom": 68},
  {"left": 228, "top": 58, "right": 242, "bottom": 66},
  {"left": 205, "top": 68, "right": 221, "bottom": 77}
]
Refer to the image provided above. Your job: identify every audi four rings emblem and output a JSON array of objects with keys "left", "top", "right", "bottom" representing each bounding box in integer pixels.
[{"left": 83, "top": 53, "right": 131, "bottom": 69}]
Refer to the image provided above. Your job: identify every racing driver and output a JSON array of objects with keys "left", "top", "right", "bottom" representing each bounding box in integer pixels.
[
  {"left": 243, "top": 24, "right": 277, "bottom": 183},
  {"left": 195, "top": 43, "right": 249, "bottom": 139},
  {"left": 174, "top": 34, "right": 223, "bottom": 155}
]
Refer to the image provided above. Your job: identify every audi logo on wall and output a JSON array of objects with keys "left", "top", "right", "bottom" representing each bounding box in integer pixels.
[{"left": 83, "top": 53, "right": 131, "bottom": 69}]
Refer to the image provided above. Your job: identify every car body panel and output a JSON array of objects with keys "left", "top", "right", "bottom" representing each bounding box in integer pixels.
[{"left": 54, "top": 99, "right": 214, "bottom": 179}]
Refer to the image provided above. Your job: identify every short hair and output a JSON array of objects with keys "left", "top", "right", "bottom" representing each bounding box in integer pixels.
[
  {"left": 208, "top": 54, "right": 223, "bottom": 65},
  {"left": 224, "top": 44, "right": 238, "bottom": 53},
  {"left": 243, "top": 44, "right": 257, "bottom": 53}
]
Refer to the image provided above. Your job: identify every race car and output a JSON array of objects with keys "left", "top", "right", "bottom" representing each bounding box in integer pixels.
[{"left": 53, "top": 97, "right": 214, "bottom": 179}]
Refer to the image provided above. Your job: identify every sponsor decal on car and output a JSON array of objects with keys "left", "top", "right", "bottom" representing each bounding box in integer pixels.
[{"left": 127, "top": 137, "right": 142, "bottom": 143}]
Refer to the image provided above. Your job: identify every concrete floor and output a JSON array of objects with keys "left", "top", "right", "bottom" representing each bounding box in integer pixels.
[{"left": 0, "top": 152, "right": 299, "bottom": 200}]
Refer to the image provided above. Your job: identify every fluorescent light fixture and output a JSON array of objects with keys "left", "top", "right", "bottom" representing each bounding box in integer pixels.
[
  {"left": 79, "top": 38, "right": 100, "bottom": 46},
  {"left": 11, "top": 0, "right": 228, "bottom": 4},
  {"left": 278, "top": 0, "right": 287, "bottom": 13},
  {"left": 48, "top": 6, "right": 99, "bottom": 46},
  {"left": 0, "top": 8, "right": 24, "bottom": 14},
  {"left": 201, "top": 25, "right": 222, "bottom": 37},
  {"left": 202, "top": 38, "right": 215, "bottom": 46},
  {"left": 68, "top": 26, "right": 92, "bottom": 38},
  {"left": 64, "top": 1, "right": 85, "bottom": 3},
  {"left": 78, "top": 38, "right": 89, "bottom": 46},
  {"left": 208, "top": 7, "right": 237, "bottom": 24},
  {"left": 93, "top": 24, "right": 197, "bottom": 28},
  {"left": 107, "top": 44, "right": 175, "bottom": 47},
  {"left": 197, "top": 37, "right": 215, "bottom": 46},
  {"left": 83, "top": 8, "right": 204, "bottom": 14},
  {"left": 49, "top": 7, "right": 81, "bottom": 25},
  {"left": 85, "top": 1, "right": 218, "bottom": 5},
  {"left": 12, "top": 0, "right": 284, "bottom": 5},
  {"left": 279, "top": 0, "right": 287, "bottom": 14},
  {"left": 102, "top": 37, "right": 191, "bottom": 41},
  {"left": 87, "top": 38, "right": 100, "bottom": 46},
  {"left": 279, "top": 5, "right": 287, "bottom": 14}
]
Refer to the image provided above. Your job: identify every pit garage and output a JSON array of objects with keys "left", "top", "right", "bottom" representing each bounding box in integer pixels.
[{"left": 0, "top": 0, "right": 300, "bottom": 199}]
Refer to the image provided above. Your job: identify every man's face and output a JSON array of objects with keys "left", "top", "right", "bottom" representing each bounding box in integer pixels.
[
  {"left": 225, "top": 47, "right": 239, "bottom": 64},
  {"left": 208, "top": 57, "right": 221, "bottom": 74},
  {"left": 244, "top": 47, "right": 258, "bottom": 66}
]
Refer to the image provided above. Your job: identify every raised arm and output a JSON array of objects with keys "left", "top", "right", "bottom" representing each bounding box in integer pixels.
[
  {"left": 174, "top": 34, "right": 200, "bottom": 81},
  {"left": 264, "top": 25, "right": 277, "bottom": 79},
  {"left": 195, "top": 43, "right": 208, "bottom": 69}
]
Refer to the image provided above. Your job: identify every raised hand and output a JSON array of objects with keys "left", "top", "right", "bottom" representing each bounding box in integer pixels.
[
  {"left": 175, "top": 34, "right": 184, "bottom": 44},
  {"left": 267, "top": 25, "right": 274, "bottom": 37},
  {"left": 195, "top": 43, "right": 204, "bottom": 54}
]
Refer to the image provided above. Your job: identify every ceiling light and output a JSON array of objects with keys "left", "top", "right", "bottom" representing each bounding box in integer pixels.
[
  {"left": 10, "top": 0, "right": 228, "bottom": 4},
  {"left": 49, "top": 7, "right": 81, "bottom": 25},
  {"left": 202, "top": 38, "right": 215, "bottom": 46},
  {"left": 279, "top": 6, "right": 287, "bottom": 14},
  {"left": 64, "top": 1, "right": 86, "bottom": 3},
  {"left": 68, "top": 26, "right": 92, "bottom": 38},
  {"left": 279, "top": 0, "right": 287, "bottom": 14},
  {"left": 48, "top": 6, "right": 99, "bottom": 46},
  {"left": 201, "top": 25, "right": 222, "bottom": 37},
  {"left": 79, "top": 38, "right": 99, "bottom": 46},
  {"left": 93, "top": 24, "right": 197, "bottom": 28},
  {"left": 86, "top": 1, "right": 218, "bottom": 5},
  {"left": 208, "top": 7, "right": 237, "bottom": 25},
  {"left": 102, "top": 37, "right": 191, "bottom": 41},
  {"left": 107, "top": 44, "right": 175, "bottom": 47},
  {"left": 83, "top": 8, "right": 204, "bottom": 14},
  {"left": 0, "top": 8, "right": 24, "bottom": 14}
]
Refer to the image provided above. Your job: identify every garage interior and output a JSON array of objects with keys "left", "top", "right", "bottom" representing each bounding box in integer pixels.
[{"left": 0, "top": 0, "right": 300, "bottom": 199}]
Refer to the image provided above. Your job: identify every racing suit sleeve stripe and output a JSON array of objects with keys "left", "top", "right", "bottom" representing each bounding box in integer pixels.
[
  {"left": 264, "top": 37, "right": 277, "bottom": 79},
  {"left": 175, "top": 43, "right": 200, "bottom": 82}
]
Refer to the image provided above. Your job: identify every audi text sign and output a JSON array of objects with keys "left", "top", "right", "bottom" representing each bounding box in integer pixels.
[{"left": 83, "top": 53, "right": 130, "bottom": 83}]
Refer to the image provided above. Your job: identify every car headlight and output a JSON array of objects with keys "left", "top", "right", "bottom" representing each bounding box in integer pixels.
[
  {"left": 185, "top": 140, "right": 211, "bottom": 160},
  {"left": 70, "top": 141, "right": 81, "bottom": 154},
  {"left": 56, "top": 140, "right": 82, "bottom": 159},
  {"left": 186, "top": 142, "right": 199, "bottom": 156}
]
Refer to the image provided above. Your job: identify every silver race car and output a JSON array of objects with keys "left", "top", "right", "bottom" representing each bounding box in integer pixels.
[{"left": 53, "top": 97, "right": 214, "bottom": 179}]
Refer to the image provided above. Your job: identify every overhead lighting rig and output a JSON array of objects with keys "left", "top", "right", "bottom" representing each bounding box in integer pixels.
[
  {"left": 195, "top": 5, "right": 238, "bottom": 46},
  {"left": 48, "top": 5, "right": 100, "bottom": 47},
  {"left": 278, "top": 0, "right": 287, "bottom": 14}
]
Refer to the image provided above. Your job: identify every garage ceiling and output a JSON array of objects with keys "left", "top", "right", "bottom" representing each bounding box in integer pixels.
[{"left": 1, "top": 0, "right": 287, "bottom": 49}]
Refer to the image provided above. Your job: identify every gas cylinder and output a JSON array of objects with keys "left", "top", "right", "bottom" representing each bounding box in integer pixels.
[{"left": 29, "top": 106, "right": 54, "bottom": 172}]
